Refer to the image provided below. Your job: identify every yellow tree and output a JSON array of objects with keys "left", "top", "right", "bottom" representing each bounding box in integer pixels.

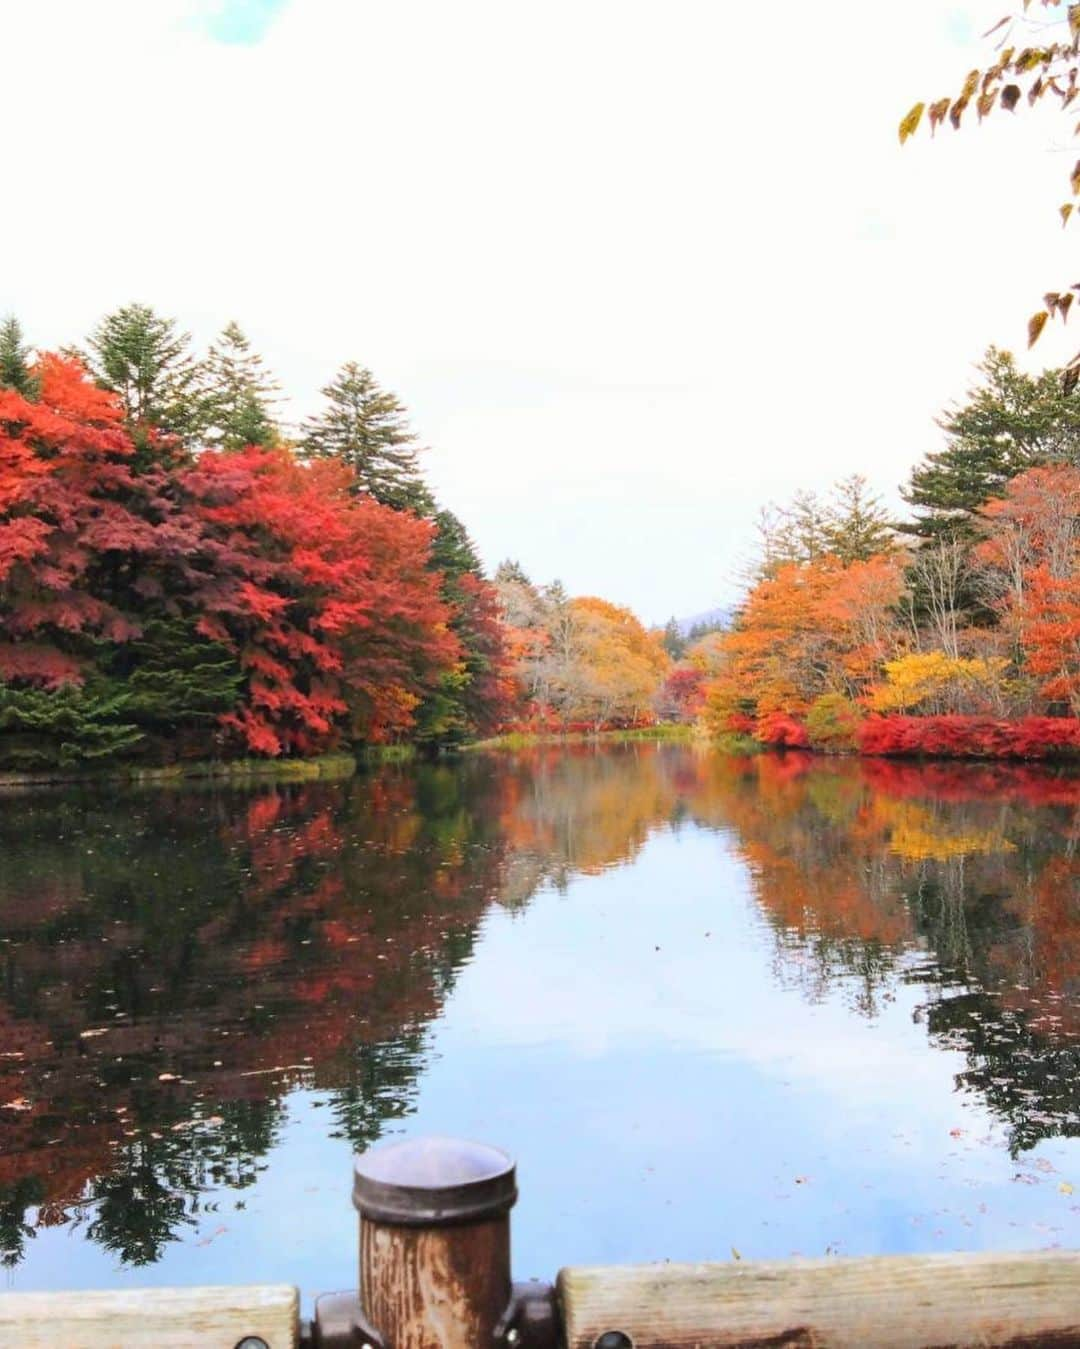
[{"left": 564, "top": 596, "right": 670, "bottom": 728}]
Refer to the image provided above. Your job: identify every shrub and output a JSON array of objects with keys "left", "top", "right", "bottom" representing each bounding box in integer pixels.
[
  {"left": 858, "top": 714, "right": 1080, "bottom": 760},
  {"left": 755, "top": 711, "right": 810, "bottom": 748},
  {"left": 805, "top": 693, "right": 863, "bottom": 753}
]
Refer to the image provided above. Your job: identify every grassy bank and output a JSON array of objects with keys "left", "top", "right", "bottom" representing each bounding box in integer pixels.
[{"left": 0, "top": 752, "right": 359, "bottom": 789}]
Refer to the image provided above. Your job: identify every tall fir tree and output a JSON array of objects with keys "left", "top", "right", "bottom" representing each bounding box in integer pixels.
[
  {"left": 202, "top": 321, "right": 280, "bottom": 450},
  {"left": 825, "top": 474, "right": 895, "bottom": 563},
  {"left": 416, "top": 508, "right": 506, "bottom": 745},
  {"left": 299, "top": 362, "right": 433, "bottom": 513},
  {"left": 661, "top": 617, "right": 687, "bottom": 659},
  {"left": 902, "top": 347, "right": 1080, "bottom": 541},
  {"left": 0, "top": 316, "right": 34, "bottom": 397},
  {"left": 494, "top": 559, "right": 531, "bottom": 586},
  {"left": 79, "top": 303, "right": 206, "bottom": 458}
]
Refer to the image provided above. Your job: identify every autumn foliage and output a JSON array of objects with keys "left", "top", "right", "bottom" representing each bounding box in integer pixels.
[
  {"left": 701, "top": 459, "right": 1080, "bottom": 761},
  {"left": 0, "top": 354, "right": 494, "bottom": 761}
]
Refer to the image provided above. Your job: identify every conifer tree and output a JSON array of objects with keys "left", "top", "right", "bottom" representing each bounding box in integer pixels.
[
  {"left": 202, "top": 321, "right": 280, "bottom": 450},
  {"left": 430, "top": 507, "right": 482, "bottom": 579},
  {"left": 825, "top": 475, "right": 895, "bottom": 564},
  {"left": 0, "top": 317, "right": 34, "bottom": 397},
  {"left": 787, "top": 489, "right": 831, "bottom": 562},
  {"left": 662, "top": 617, "right": 687, "bottom": 660},
  {"left": 902, "top": 348, "right": 1080, "bottom": 541},
  {"left": 416, "top": 508, "right": 508, "bottom": 745},
  {"left": 80, "top": 303, "right": 205, "bottom": 455},
  {"left": 299, "top": 362, "right": 433, "bottom": 513},
  {"left": 495, "top": 559, "right": 531, "bottom": 586}
]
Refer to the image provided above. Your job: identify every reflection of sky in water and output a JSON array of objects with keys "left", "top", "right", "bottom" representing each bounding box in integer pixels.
[{"left": 18, "top": 815, "right": 1080, "bottom": 1307}]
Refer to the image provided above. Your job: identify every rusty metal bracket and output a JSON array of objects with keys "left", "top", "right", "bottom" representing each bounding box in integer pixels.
[
  {"left": 494, "top": 1281, "right": 561, "bottom": 1348},
  {"left": 300, "top": 1291, "right": 390, "bottom": 1349},
  {"left": 299, "top": 1279, "right": 558, "bottom": 1349}
]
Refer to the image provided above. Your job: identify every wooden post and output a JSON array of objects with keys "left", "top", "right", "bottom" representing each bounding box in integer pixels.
[{"left": 352, "top": 1135, "right": 518, "bottom": 1349}]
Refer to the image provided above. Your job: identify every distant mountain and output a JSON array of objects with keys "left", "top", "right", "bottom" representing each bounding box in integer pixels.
[{"left": 674, "top": 606, "right": 733, "bottom": 637}]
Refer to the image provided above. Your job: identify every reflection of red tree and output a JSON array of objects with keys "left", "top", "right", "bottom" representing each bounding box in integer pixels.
[{"left": 0, "top": 775, "right": 509, "bottom": 1236}]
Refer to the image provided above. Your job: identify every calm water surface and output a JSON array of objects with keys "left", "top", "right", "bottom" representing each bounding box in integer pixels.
[{"left": 3, "top": 743, "right": 1080, "bottom": 1302}]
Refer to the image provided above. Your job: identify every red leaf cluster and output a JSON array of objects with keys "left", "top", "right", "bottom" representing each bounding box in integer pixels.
[
  {"left": 754, "top": 711, "right": 811, "bottom": 748},
  {"left": 0, "top": 356, "right": 474, "bottom": 755},
  {"left": 858, "top": 715, "right": 1080, "bottom": 760}
]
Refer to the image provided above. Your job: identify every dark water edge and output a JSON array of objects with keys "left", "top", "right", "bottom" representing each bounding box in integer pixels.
[{"left": 3, "top": 743, "right": 1080, "bottom": 1306}]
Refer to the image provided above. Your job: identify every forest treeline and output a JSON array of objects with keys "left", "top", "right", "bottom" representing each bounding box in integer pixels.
[
  {"left": 7, "top": 306, "right": 1080, "bottom": 766},
  {"left": 0, "top": 306, "right": 681, "bottom": 768},
  {"left": 683, "top": 348, "right": 1080, "bottom": 758}
]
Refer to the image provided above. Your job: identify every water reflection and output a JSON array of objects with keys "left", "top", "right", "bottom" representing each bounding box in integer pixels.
[{"left": 1, "top": 745, "right": 1080, "bottom": 1279}]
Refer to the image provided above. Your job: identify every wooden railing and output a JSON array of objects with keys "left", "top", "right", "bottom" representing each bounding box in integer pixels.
[{"left": 3, "top": 1135, "right": 1080, "bottom": 1348}]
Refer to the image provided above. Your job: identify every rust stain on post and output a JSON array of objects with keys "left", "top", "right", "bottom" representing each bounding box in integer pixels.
[{"left": 353, "top": 1136, "right": 517, "bottom": 1349}]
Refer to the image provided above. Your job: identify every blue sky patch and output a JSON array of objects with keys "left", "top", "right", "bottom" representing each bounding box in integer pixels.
[{"left": 199, "top": 0, "right": 290, "bottom": 46}]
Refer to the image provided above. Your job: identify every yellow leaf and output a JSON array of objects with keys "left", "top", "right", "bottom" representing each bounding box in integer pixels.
[
  {"left": 1059, "top": 1181, "right": 1075, "bottom": 1195},
  {"left": 1072, "top": 159, "right": 1080, "bottom": 194},
  {"left": 731, "top": 1246, "right": 742, "bottom": 1261},
  {"left": 1029, "top": 310, "right": 1050, "bottom": 347},
  {"left": 1070, "top": 4, "right": 1080, "bottom": 37},
  {"left": 978, "top": 90, "right": 999, "bottom": 121},
  {"left": 1062, "top": 202, "right": 1075, "bottom": 227},
  {"left": 898, "top": 102, "right": 924, "bottom": 145}
]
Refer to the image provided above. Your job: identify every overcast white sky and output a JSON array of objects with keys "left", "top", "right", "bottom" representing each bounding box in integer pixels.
[{"left": 4, "top": 0, "right": 1080, "bottom": 623}]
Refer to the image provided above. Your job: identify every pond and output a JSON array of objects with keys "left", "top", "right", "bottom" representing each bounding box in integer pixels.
[{"left": 3, "top": 742, "right": 1080, "bottom": 1305}]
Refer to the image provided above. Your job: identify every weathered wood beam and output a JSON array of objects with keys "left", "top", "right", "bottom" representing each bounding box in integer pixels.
[
  {"left": 0, "top": 1283, "right": 298, "bottom": 1348},
  {"left": 558, "top": 1250, "right": 1080, "bottom": 1348}
]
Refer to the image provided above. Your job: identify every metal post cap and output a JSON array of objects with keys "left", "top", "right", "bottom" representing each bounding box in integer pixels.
[{"left": 353, "top": 1136, "right": 518, "bottom": 1227}]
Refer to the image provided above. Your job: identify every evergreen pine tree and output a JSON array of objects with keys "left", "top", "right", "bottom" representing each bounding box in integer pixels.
[
  {"left": 494, "top": 559, "right": 531, "bottom": 586},
  {"left": 299, "top": 362, "right": 433, "bottom": 513},
  {"left": 825, "top": 475, "right": 895, "bottom": 563},
  {"left": 202, "top": 321, "right": 281, "bottom": 450},
  {"left": 902, "top": 347, "right": 1080, "bottom": 540},
  {"left": 0, "top": 682, "right": 143, "bottom": 770},
  {"left": 416, "top": 508, "right": 494, "bottom": 746},
  {"left": 430, "top": 507, "right": 482, "bottom": 578},
  {"left": 0, "top": 316, "right": 35, "bottom": 397},
  {"left": 79, "top": 303, "right": 206, "bottom": 456},
  {"left": 662, "top": 617, "right": 687, "bottom": 660}
]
